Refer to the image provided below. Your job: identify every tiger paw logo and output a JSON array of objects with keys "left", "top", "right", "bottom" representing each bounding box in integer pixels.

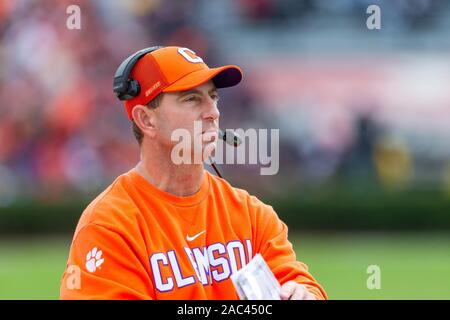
[{"left": 85, "top": 247, "right": 104, "bottom": 273}]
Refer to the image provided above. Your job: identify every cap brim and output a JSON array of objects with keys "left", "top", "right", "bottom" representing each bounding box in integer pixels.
[{"left": 162, "top": 65, "right": 242, "bottom": 92}]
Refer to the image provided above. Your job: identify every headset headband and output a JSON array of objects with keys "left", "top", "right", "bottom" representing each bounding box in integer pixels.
[{"left": 113, "top": 46, "right": 164, "bottom": 101}]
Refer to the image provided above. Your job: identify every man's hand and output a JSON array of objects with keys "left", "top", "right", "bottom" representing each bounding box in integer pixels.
[{"left": 280, "top": 281, "right": 316, "bottom": 300}]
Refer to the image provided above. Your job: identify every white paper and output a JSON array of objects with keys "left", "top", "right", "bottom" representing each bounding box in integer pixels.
[{"left": 230, "top": 254, "right": 281, "bottom": 300}]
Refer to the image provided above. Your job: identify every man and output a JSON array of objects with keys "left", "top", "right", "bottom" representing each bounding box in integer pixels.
[{"left": 60, "top": 46, "right": 327, "bottom": 300}]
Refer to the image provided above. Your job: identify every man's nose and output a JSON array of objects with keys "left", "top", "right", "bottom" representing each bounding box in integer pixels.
[{"left": 202, "top": 97, "right": 220, "bottom": 120}]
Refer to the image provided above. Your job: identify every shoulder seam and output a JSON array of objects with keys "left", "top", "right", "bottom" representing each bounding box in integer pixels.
[
  {"left": 83, "top": 175, "right": 125, "bottom": 224},
  {"left": 71, "top": 221, "right": 126, "bottom": 247}
]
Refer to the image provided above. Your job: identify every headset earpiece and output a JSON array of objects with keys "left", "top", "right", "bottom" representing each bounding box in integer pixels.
[{"left": 113, "top": 46, "right": 164, "bottom": 101}]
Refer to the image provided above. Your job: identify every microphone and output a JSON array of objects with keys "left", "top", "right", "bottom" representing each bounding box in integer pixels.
[
  {"left": 218, "top": 129, "right": 242, "bottom": 147},
  {"left": 210, "top": 129, "right": 242, "bottom": 179}
]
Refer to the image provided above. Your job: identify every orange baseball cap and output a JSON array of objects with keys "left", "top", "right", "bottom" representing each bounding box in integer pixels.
[{"left": 123, "top": 46, "right": 243, "bottom": 120}]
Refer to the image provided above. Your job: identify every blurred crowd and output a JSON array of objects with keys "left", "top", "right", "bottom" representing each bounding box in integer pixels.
[
  {"left": 0, "top": 0, "right": 449, "bottom": 205},
  {"left": 236, "top": 0, "right": 442, "bottom": 31},
  {"left": 0, "top": 0, "right": 219, "bottom": 204}
]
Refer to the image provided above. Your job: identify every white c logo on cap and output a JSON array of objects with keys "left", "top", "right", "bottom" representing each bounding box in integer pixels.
[{"left": 178, "top": 47, "right": 204, "bottom": 64}]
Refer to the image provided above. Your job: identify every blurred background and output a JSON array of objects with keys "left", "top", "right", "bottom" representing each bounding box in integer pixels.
[{"left": 1, "top": 0, "right": 450, "bottom": 299}]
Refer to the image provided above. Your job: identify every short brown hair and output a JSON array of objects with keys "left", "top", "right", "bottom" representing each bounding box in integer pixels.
[{"left": 132, "top": 93, "right": 164, "bottom": 145}]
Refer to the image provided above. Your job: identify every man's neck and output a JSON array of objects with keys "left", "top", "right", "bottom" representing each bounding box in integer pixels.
[{"left": 134, "top": 159, "right": 205, "bottom": 197}]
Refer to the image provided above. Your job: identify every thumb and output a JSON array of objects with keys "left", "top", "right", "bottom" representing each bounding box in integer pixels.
[{"left": 280, "top": 281, "right": 297, "bottom": 300}]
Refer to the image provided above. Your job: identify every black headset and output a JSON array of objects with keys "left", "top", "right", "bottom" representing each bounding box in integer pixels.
[{"left": 113, "top": 46, "right": 165, "bottom": 101}]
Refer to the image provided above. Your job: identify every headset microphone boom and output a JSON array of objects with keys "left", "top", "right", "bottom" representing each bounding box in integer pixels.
[{"left": 210, "top": 129, "right": 242, "bottom": 178}]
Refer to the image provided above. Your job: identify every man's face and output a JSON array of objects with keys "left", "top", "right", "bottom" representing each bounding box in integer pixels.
[{"left": 153, "top": 80, "right": 220, "bottom": 162}]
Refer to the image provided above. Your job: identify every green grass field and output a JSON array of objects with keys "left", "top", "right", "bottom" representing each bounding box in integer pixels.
[{"left": 0, "top": 233, "right": 449, "bottom": 299}]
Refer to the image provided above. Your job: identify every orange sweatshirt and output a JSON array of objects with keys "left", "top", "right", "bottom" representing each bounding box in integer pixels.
[{"left": 60, "top": 169, "right": 327, "bottom": 300}]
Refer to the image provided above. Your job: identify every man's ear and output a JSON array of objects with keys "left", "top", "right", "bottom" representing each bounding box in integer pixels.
[{"left": 132, "top": 105, "right": 157, "bottom": 138}]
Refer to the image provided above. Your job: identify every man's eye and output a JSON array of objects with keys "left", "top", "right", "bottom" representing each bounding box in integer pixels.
[
  {"left": 185, "top": 96, "right": 199, "bottom": 102},
  {"left": 211, "top": 94, "right": 220, "bottom": 101}
]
